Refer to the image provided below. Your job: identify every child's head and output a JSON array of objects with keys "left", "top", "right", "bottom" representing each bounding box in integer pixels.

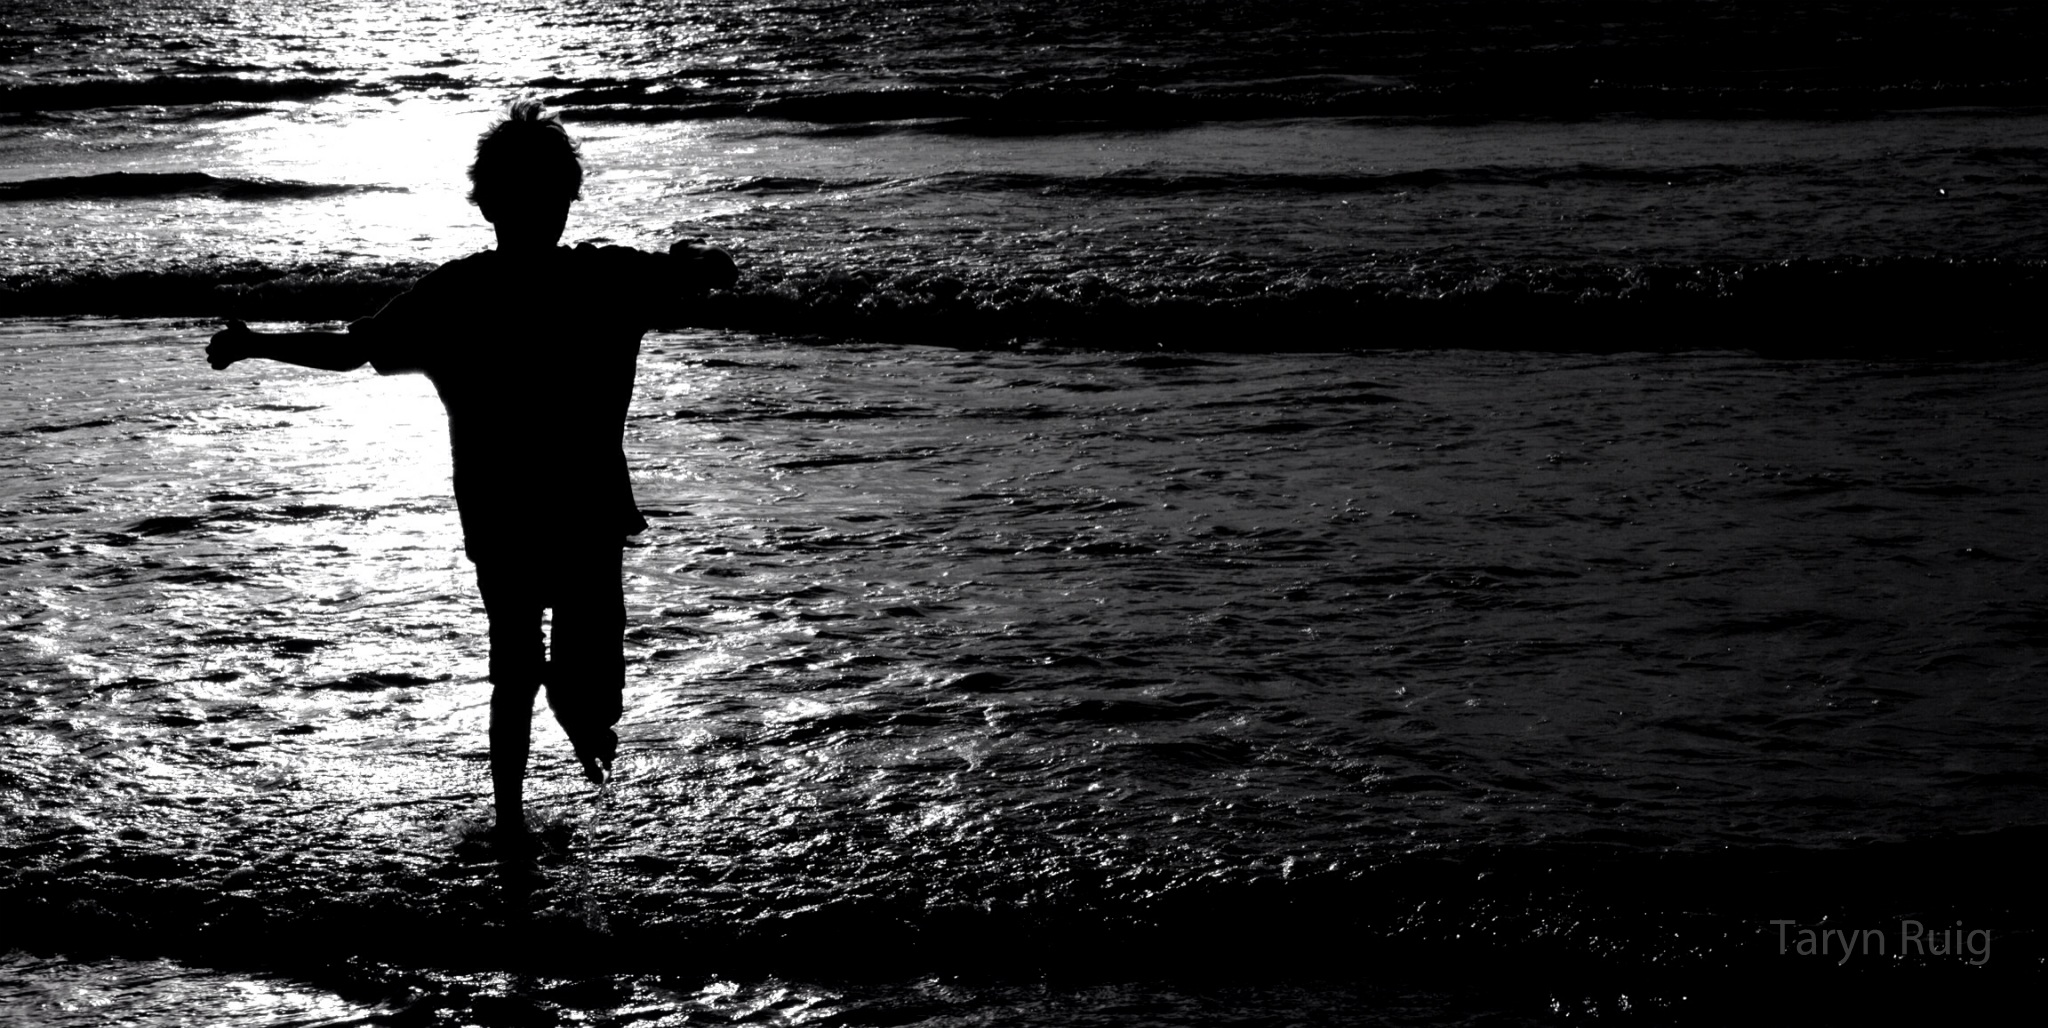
[{"left": 469, "top": 99, "right": 582, "bottom": 247}]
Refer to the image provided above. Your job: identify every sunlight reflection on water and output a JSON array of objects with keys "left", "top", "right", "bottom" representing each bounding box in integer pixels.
[
  {"left": 0, "top": 951, "right": 388, "bottom": 1028},
  {"left": 192, "top": 92, "right": 746, "bottom": 264},
  {"left": 7, "top": 319, "right": 2048, "bottom": 1024}
]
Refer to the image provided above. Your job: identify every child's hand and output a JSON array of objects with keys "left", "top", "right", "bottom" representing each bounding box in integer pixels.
[
  {"left": 668, "top": 238, "right": 738, "bottom": 290},
  {"left": 207, "top": 320, "right": 254, "bottom": 370}
]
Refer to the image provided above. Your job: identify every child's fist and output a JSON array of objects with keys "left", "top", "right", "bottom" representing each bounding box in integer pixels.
[
  {"left": 207, "top": 320, "right": 253, "bottom": 370},
  {"left": 669, "top": 238, "right": 738, "bottom": 291}
]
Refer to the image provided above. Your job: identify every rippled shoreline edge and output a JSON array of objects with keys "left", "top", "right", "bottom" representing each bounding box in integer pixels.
[{"left": 4, "top": 825, "right": 2046, "bottom": 1022}]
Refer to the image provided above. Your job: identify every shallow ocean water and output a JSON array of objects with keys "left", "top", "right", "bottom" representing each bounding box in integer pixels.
[
  {"left": 6, "top": 0, "right": 2048, "bottom": 1022},
  {"left": 4, "top": 318, "right": 2047, "bottom": 1023}
]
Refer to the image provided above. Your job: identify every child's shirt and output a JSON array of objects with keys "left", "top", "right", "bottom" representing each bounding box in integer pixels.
[{"left": 348, "top": 243, "right": 688, "bottom": 563}]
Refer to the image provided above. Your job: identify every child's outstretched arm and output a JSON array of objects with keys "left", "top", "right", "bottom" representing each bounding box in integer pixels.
[{"left": 206, "top": 320, "right": 372, "bottom": 372}]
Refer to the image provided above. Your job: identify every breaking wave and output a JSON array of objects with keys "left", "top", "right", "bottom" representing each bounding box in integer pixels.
[
  {"left": 0, "top": 75, "right": 348, "bottom": 114},
  {"left": 553, "top": 79, "right": 2048, "bottom": 130},
  {"left": 2, "top": 256, "right": 2040, "bottom": 354},
  {"left": 0, "top": 172, "right": 405, "bottom": 202}
]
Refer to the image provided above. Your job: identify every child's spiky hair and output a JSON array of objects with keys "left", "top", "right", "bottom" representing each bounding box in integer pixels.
[{"left": 467, "top": 98, "right": 583, "bottom": 210}]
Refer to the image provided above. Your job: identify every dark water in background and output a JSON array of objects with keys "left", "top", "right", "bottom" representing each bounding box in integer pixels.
[
  {"left": 4, "top": 0, "right": 2048, "bottom": 347},
  {"left": 5, "top": 2, "right": 2048, "bottom": 1025}
]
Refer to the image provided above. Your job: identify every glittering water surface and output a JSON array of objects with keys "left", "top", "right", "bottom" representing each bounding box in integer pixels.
[
  {"left": 6, "top": 0, "right": 2048, "bottom": 1022},
  {"left": 4, "top": 319, "right": 2047, "bottom": 1022},
  {"left": 0, "top": 950, "right": 387, "bottom": 1028},
  {"left": 6, "top": 0, "right": 2048, "bottom": 337}
]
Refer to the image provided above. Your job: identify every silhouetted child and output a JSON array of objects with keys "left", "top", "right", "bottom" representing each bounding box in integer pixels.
[{"left": 206, "top": 100, "right": 736, "bottom": 844}]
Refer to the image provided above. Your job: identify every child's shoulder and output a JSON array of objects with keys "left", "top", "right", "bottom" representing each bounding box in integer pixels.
[
  {"left": 568, "top": 241, "right": 664, "bottom": 265},
  {"left": 413, "top": 249, "right": 498, "bottom": 287},
  {"left": 564, "top": 243, "right": 674, "bottom": 287}
]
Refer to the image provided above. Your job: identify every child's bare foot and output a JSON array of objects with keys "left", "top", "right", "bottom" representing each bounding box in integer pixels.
[
  {"left": 453, "top": 816, "right": 538, "bottom": 864},
  {"left": 490, "top": 818, "right": 531, "bottom": 842},
  {"left": 569, "top": 726, "right": 617, "bottom": 785},
  {"left": 487, "top": 820, "right": 540, "bottom": 861}
]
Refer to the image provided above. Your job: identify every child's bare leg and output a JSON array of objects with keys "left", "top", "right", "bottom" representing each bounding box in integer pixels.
[
  {"left": 546, "top": 545, "right": 625, "bottom": 784},
  {"left": 490, "top": 677, "right": 541, "bottom": 833},
  {"left": 475, "top": 560, "right": 546, "bottom": 836}
]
